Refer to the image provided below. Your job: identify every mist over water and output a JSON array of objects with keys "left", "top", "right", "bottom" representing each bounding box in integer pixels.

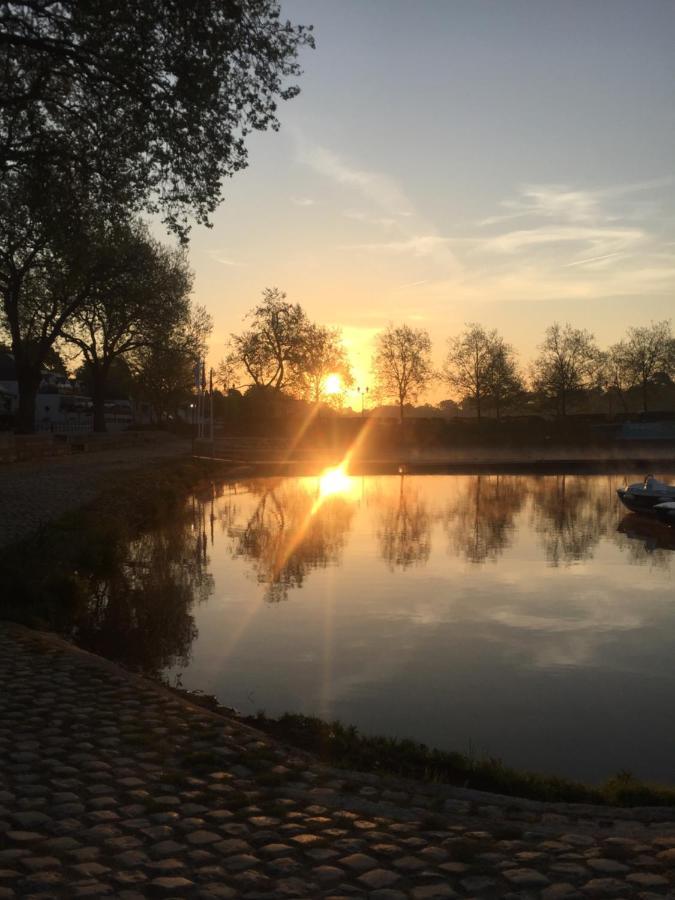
[{"left": 156, "top": 472, "right": 675, "bottom": 784}]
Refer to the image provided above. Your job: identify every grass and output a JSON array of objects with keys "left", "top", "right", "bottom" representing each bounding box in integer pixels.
[{"left": 235, "top": 710, "right": 675, "bottom": 809}]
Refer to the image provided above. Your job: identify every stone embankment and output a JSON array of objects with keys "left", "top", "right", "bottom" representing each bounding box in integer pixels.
[
  {"left": 0, "top": 434, "right": 189, "bottom": 548},
  {"left": 2, "top": 622, "right": 675, "bottom": 899}
]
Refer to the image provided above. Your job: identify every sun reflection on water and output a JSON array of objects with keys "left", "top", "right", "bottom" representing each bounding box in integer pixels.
[{"left": 318, "top": 464, "right": 353, "bottom": 498}]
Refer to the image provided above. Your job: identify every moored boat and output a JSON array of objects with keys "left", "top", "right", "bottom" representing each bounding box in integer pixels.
[
  {"left": 616, "top": 475, "right": 675, "bottom": 513},
  {"left": 654, "top": 501, "right": 675, "bottom": 526}
]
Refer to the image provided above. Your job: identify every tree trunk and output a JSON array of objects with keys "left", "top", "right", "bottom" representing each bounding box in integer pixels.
[
  {"left": 91, "top": 366, "right": 109, "bottom": 433},
  {"left": 399, "top": 398, "right": 404, "bottom": 425},
  {"left": 14, "top": 363, "right": 42, "bottom": 434},
  {"left": 642, "top": 380, "right": 648, "bottom": 414}
]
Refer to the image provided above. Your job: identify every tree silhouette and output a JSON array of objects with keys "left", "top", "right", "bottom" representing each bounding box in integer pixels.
[{"left": 373, "top": 324, "right": 434, "bottom": 424}]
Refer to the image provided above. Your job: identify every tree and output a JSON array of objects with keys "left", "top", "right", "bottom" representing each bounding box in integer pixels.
[
  {"left": 131, "top": 304, "right": 212, "bottom": 424},
  {"left": 61, "top": 224, "right": 192, "bottom": 432},
  {"left": 608, "top": 321, "right": 675, "bottom": 413},
  {"left": 372, "top": 324, "right": 434, "bottom": 423},
  {"left": 531, "top": 323, "right": 601, "bottom": 416},
  {"left": 0, "top": 170, "right": 122, "bottom": 431},
  {"left": 293, "top": 324, "right": 353, "bottom": 406},
  {"left": 1, "top": 1, "right": 312, "bottom": 430},
  {"left": 2, "top": 1, "right": 314, "bottom": 236},
  {"left": 444, "top": 323, "right": 522, "bottom": 420},
  {"left": 230, "top": 288, "right": 309, "bottom": 391},
  {"left": 485, "top": 341, "right": 524, "bottom": 419}
]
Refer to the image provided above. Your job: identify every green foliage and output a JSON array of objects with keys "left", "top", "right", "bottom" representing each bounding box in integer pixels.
[
  {"left": 2, "top": 0, "right": 314, "bottom": 236},
  {"left": 244, "top": 711, "right": 675, "bottom": 808}
]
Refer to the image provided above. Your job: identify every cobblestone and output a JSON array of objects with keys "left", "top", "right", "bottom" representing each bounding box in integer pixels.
[{"left": 3, "top": 622, "right": 675, "bottom": 898}]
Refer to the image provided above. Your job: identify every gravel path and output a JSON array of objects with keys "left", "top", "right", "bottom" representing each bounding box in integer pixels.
[
  {"left": 2, "top": 622, "right": 675, "bottom": 899},
  {"left": 0, "top": 437, "right": 190, "bottom": 548}
]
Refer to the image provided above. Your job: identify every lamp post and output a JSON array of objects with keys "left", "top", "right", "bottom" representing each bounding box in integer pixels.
[{"left": 357, "top": 385, "right": 369, "bottom": 417}]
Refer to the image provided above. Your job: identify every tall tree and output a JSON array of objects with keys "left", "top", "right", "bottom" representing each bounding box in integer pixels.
[
  {"left": 609, "top": 320, "right": 675, "bottom": 413},
  {"left": 1, "top": 1, "right": 312, "bottom": 430},
  {"left": 531, "top": 323, "right": 601, "bottom": 416},
  {"left": 1, "top": 1, "right": 314, "bottom": 236},
  {"left": 444, "top": 323, "right": 522, "bottom": 419},
  {"left": 61, "top": 224, "right": 192, "bottom": 432},
  {"left": 373, "top": 324, "right": 434, "bottom": 423},
  {"left": 230, "top": 288, "right": 309, "bottom": 391}
]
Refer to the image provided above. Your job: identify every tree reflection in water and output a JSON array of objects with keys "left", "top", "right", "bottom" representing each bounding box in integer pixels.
[
  {"left": 75, "top": 496, "right": 213, "bottom": 674},
  {"left": 529, "top": 474, "right": 616, "bottom": 566},
  {"left": 442, "top": 475, "right": 524, "bottom": 564},
  {"left": 222, "top": 478, "right": 356, "bottom": 602},
  {"left": 376, "top": 474, "right": 432, "bottom": 570}
]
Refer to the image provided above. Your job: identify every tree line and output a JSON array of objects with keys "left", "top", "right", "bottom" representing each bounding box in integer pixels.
[
  {"left": 377, "top": 319, "right": 675, "bottom": 420},
  {"left": 0, "top": 1, "right": 312, "bottom": 432},
  {"left": 225, "top": 291, "right": 675, "bottom": 422}
]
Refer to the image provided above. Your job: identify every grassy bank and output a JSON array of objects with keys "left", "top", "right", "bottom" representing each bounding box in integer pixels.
[{"left": 237, "top": 710, "right": 675, "bottom": 810}]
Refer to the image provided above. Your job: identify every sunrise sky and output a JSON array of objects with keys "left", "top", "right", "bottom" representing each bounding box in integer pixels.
[{"left": 179, "top": 0, "right": 675, "bottom": 402}]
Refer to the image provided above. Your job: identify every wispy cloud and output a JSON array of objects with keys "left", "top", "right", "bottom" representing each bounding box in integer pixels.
[
  {"left": 291, "top": 196, "right": 315, "bottom": 207},
  {"left": 296, "top": 139, "right": 412, "bottom": 214},
  {"left": 480, "top": 177, "right": 674, "bottom": 227},
  {"left": 349, "top": 235, "right": 454, "bottom": 258},
  {"left": 343, "top": 209, "right": 397, "bottom": 228},
  {"left": 482, "top": 225, "right": 645, "bottom": 256},
  {"left": 207, "top": 250, "right": 243, "bottom": 268}
]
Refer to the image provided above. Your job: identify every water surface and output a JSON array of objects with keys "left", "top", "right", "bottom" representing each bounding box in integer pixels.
[{"left": 91, "top": 472, "right": 675, "bottom": 784}]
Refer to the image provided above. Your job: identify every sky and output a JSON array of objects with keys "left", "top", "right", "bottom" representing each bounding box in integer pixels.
[{"left": 178, "top": 0, "right": 675, "bottom": 403}]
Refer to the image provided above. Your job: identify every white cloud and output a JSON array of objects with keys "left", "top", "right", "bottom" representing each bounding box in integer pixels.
[
  {"left": 292, "top": 196, "right": 315, "bottom": 207},
  {"left": 295, "top": 139, "right": 412, "bottom": 215},
  {"left": 482, "top": 225, "right": 645, "bottom": 257},
  {"left": 349, "top": 235, "right": 454, "bottom": 258}
]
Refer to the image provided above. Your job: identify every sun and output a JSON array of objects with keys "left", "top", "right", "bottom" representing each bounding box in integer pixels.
[{"left": 324, "top": 373, "right": 342, "bottom": 395}]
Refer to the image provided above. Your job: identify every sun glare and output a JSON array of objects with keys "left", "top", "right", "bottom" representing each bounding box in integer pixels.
[
  {"left": 324, "top": 373, "right": 342, "bottom": 395},
  {"left": 319, "top": 465, "right": 353, "bottom": 498}
]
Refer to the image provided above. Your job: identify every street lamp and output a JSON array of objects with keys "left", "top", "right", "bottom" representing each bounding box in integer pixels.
[{"left": 357, "top": 385, "right": 369, "bottom": 417}]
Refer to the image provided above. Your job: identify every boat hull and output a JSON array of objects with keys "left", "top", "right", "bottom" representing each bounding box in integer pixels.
[{"left": 617, "top": 489, "right": 670, "bottom": 513}]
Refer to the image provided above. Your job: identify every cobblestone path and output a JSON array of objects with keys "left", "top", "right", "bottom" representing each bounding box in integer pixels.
[
  {"left": 0, "top": 437, "right": 189, "bottom": 548},
  {"left": 2, "top": 624, "right": 675, "bottom": 899}
]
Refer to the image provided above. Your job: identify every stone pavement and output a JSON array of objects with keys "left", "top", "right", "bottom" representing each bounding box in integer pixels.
[
  {"left": 3, "top": 624, "right": 675, "bottom": 899},
  {"left": 0, "top": 436, "right": 189, "bottom": 548}
]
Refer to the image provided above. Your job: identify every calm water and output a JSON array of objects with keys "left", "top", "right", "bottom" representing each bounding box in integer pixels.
[{"left": 82, "top": 471, "right": 675, "bottom": 784}]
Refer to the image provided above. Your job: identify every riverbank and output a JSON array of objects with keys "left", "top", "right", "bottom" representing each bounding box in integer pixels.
[{"left": 3, "top": 620, "right": 675, "bottom": 899}]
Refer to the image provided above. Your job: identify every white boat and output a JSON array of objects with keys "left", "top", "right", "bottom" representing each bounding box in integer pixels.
[{"left": 616, "top": 475, "right": 675, "bottom": 513}]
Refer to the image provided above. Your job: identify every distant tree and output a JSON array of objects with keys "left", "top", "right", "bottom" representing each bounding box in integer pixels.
[
  {"left": 608, "top": 321, "right": 675, "bottom": 413},
  {"left": 531, "top": 323, "right": 601, "bottom": 416},
  {"left": 444, "top": 324, "right": 522, "bottom": 419},
  {"left": 293, "top": 324, "right": 353, "bottom": 405},
  {"left": 62, "top": 224, "right": 192, "bottom": 431},
  {"left": 230, "top": 288, "right": 309, "bottom": 391},
  {"left": 2, "top": 1, "right": 314, "bottom": 237},
  {"left": 485, "top": 341, "right": 524, "bottom": 419},
  {"left": 373, "top": 324, "right": 434, "bottom": 423}
]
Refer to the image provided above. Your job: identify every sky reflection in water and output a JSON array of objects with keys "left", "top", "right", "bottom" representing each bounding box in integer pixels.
[{"left": 165, "top": 473, "right": 675, "bottom": 784}]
